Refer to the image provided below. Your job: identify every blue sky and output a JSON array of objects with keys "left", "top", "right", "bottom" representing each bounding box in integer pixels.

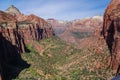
[{"left": 0, "top": 0, "right": 110, "bottom": 20}]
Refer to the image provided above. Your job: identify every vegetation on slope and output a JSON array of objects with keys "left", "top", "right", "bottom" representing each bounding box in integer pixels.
[
  {"left": 72, "top": 31, "right": 92, "bottom": 39},
  {"left": 13, "top": 37, "right": 115, "bottom": 80}
]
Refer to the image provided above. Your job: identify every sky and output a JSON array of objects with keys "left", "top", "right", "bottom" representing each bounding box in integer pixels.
[{"left": 0, "top": 0, "right": 111, "bottom": 20}]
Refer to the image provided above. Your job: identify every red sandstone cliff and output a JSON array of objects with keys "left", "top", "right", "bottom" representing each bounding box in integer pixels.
[
  {"left": 102, "top": 0, "right": 120, "bottom": 73},
  {"left": 0, "top": 6, "right": 54, "bottom": 79},
  {"left": 16, "top": 14, "right": 54, "bottom": 44}
]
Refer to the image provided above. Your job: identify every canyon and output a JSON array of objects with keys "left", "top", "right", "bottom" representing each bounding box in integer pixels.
[
  {"left": 0, "top": 0, "right": 120, "bottom": 79},
  {"left": 47, "top": 16, "right": 103, "bottom": 48},
  {"left": 0, "top": 5, "right": 54, "bottom": 80}
]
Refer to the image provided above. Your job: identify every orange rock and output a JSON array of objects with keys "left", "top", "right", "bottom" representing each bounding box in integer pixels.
[
  {"left": 0, "top": 5, "right": 54, "bottom": 79},
  {"left": 102, "top": 0, "right": 120, "bottom": 71}
]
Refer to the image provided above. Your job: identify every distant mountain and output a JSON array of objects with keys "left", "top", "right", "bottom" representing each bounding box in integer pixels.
[
  {"left": 71, "top": 16, "right": 103, "bottom": 32},
  {"left": 47, "top": 18, "right": 71, "bottom": 35},
  {"left": 47, "top": 16, "right": 103, "bottom": 47}
]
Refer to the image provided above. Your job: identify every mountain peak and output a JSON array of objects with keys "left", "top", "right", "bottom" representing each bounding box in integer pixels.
[
  {"left": 10, "top": 5, "right": 15, "bottom": 8},
  {"left": 5, "top": 5, "right": 21, "bottom": 15}
]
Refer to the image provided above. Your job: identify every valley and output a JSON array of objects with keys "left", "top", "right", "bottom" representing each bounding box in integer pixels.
[
  {"left": 15, "top": 36, "right": 113, "bottom": 80},
  {"left": 0, "top": 0, "right": 120, "bottom": 80}
]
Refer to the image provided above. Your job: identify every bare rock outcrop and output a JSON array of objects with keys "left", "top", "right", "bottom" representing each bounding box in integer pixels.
[
  {"left": 102, "top": 0, "right": 120, "bottom": 72},
  {"left": 17, "top": 14, "right": 54, "bottom": 44},
  {"left": 5, "top": 5, "right": 21, "bottom": 16},
  {"left": 0, "top": 5, "right": 54, "bottom": 79}
]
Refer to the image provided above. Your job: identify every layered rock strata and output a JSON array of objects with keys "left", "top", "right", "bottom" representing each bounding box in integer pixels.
[
  {"left": 0, "top": 6, "right": 54, "bottom": 79},
  {"left": 102, "top": 0, "right": 120, "bottom": 72}
]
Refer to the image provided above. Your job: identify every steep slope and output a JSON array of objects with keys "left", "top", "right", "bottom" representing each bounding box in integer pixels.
[
  {"left": 0, "top": 10, "right": 17, "bottom": 22},
  {"left": 17, "top": 14, "right": 54, "bottom": 44},
  {"left": 0, "top": 12, "right": 28, "bottom": 79},
  {"left": 102, "top": 0, "right": 120, "bottom": 72},
  {"left": 0, "top": 5, "right": 54, "bottom": 79}
]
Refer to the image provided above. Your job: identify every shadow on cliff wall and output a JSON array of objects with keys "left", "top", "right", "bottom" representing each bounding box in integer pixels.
[
  {"left": 0, "top": 33, "right": 30, "bottom": 80},
  {"left": 106, "top": 21, "right": 115, "bottom": 55},
  {"left": 101, "top": 20, "right": 115, "bottom": 56},
  {"left": 37, "top": 27, "right": 43, "bottom": 40},
  {"left": 102, "top": 18, "right": 120, "bottom": 75}
]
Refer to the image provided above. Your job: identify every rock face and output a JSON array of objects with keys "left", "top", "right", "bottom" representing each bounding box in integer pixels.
[
  {"left": 0, "top": 5, "right": 54, "bottom": 79},
  {"left": 5, "top": 5, "right": 21, "bottom": 16},
  {"left": 17, "top": 14, "right": 54, "bottom": 44},
  {"left": 102, "top": 0, "right": 120, "bottom": 71}
]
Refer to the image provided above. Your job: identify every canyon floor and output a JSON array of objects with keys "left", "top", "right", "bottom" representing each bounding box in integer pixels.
[{"left": 8, "top": 36, "right": 115, "bottom": 80}]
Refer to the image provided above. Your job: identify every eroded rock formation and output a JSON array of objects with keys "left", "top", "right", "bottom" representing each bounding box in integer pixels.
[
  {"left": 102, "top": 0, "right": 120, "bottom": 72},
  {"left": 0, "top": 5, "right": 54, "bottom": 79},
  {"left": 17, "top": 14, "right": 54, "bottom": 44},
  {"left": 5, "top": 5, "right": 21, "bottom": 16}
]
